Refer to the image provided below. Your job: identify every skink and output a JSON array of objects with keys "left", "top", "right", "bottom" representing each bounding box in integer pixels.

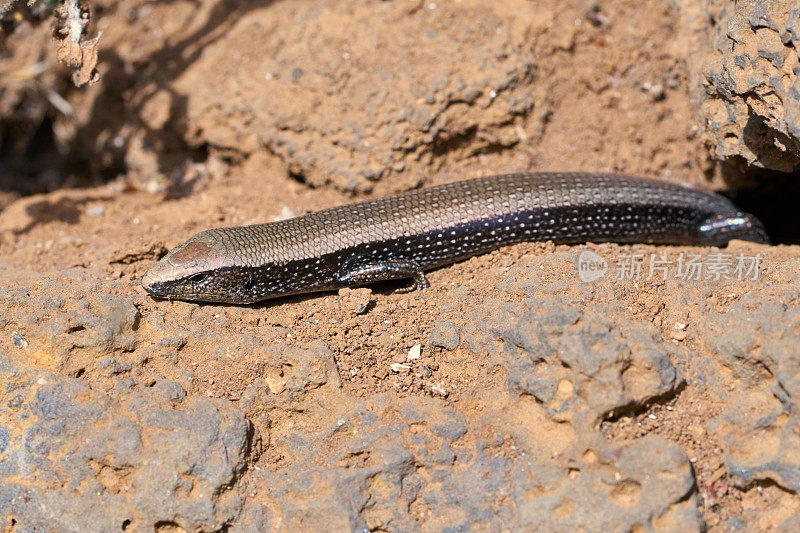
[{"left": 142, "top": 172, "right": 768, "bottom": 304}]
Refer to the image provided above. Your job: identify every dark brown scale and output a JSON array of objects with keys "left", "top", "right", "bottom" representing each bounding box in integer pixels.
[{"left": 142, "top": 173, "right": 769, "bottom": 304}]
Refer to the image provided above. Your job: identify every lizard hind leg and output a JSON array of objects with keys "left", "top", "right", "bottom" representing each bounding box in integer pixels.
[{"left": 338, "top": 259, "right": 430, "bottom": 293}]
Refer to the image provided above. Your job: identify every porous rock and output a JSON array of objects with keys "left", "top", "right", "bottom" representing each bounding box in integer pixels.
[
  {"left": 0, "top": 263, "right": 139, "bottom": 373},
  {"left": 700, "top": 285, "right": 800, "bottom": 492},
  {"left": 699, "top": 0, "right": 800, "bottom": 171},
  {"left": 175, "top": 0, "right": 547, "bottom": 193},
  {"left": 0, "top": 350, "right": 256, "bottom": 531}
]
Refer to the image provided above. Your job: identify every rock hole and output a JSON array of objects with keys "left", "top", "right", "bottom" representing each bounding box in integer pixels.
[{"left": 154, "top": 521, "right": 183, "bottom": 533}]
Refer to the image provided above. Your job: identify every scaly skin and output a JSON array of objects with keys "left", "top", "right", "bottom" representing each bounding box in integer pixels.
[{"left": 142, "top": 173, "right": 768, "bottom": 304}]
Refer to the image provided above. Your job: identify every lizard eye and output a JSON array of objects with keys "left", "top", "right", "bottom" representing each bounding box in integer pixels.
[{"left": 186, "top": 272, "right": 211, "bottom": 284}]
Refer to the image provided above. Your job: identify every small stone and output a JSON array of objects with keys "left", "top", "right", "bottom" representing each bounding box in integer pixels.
[
  {"left": 338, "top": 287, "right": 372, "bottom": 315},
  {"left": 390, "top": 363, "right": 411, "bottom": 373},
  {"left": 12, "top": 331, "right": 28, "bottom": 349},
  {"left": 274, "top": 205, "right": 296, "bottom": 221},
  {"left": 265, "top": 376, "right": 286, "bottom": 394},
  {"left": 429, "top": 321, "right": 460, "bottom": 350},
  {"left": 407, "top": 344, "right": 422, "bottom": 361},
  {"left": 158, "top": 336, "right": 187, "bottom": 350},
  {"left": 429, "top": 383, "right": 448, "bottom": 397},
  {"left": 641, "top": 81, "right": 665, "bottom": 100},
  {"left": 152, "top": 379, "right": 187, "bottom": 402},
  {"left": 671, "top": 330, "right": 687, "bottom": 341}
]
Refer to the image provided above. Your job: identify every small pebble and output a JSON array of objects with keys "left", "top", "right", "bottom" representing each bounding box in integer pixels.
[
  {"left": 407, "top": 344, "right": 422, "bottom": 361},
  {"left": 337, "top": 287, "right": 372, "bottom": 315},
  {"left": 429, "top": 321, "right": 460, "bottom": 350},
  {"left": 12, "top": 331, "right": 28, "bottom": 349},
  {"left": 429, "top": 383, "right": 448, "bottom": 397},
  {"left": 158, "top": 336, "right": 187, "bottom": 350},
  {"left": 274, "top": 204, "right": 296, "bottom": 221},
  {"left": 671, "top": 330, "right": 687, "bottom": 341},
  {"left": 390, "top": 363, "right": 411, "bottom": 373},
  {"left": 265, "top": 376, "right": 286, "bottom": 394}
]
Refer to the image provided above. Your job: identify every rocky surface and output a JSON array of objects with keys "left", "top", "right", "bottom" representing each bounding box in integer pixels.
[
  {"left": 0, "top": 263, "right": 139, "bottom": 373},
  {"left": 700, "top": 286, "right": 800, "bottom": 494},
  {"left": 3, "top": 242, "right": 799, "bottom": 531},
  {"left": 0, "top": 347, "right": 256, "bottom": 531},
  {"left": 175, "top": 0, "right": 548, "bottom": 194},
  {"left": 697, "top": 0, "right": 800, "bottom": 172},
  {"left": 1, "top": 0, "right": 799, "bottom": 531}
]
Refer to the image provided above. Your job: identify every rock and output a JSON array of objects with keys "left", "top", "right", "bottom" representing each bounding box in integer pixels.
[
  {"left": 490, "top": 296, "right": 682, "bottom": 428},
  {"left": 390, "top": 362, "right": 410, "bottom": 373},
  {"left": 175, "top": 0, "right": 547, "bottom": 193},
  {"left": 0, "top": 263, "right": 140, "bottom": 373},
  {"left": 0, "top": 351, "right": 257, "bottom": 531},
  {"left": 406, "top": 344, "right": 421, "bottom": 361},
  {"left": 429, "top": 321, "right": 460, "bottom": 350},
  {"left": 247, "top": 397, "right": 700, "bottom": 531},
  {"left": 158, "top": 335, "right": 187, "bottom": 350},
  {"left": 337, "top": 287, "right": 373, "bottom": 315},
  {"left": 266, "top": 340, "right": 342, "bottom": 394},
  {"left": 516, "top": 436, "right": 701, "bottom": 531},
  {"left": 699, "top": 285, "right": 800, "bottom": 492},
  {"left": 698, "top": 0, "right": 800, "bottom": 171},
  {"left": 11, "top": 331, "right": 27, "bottom": 349}
]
